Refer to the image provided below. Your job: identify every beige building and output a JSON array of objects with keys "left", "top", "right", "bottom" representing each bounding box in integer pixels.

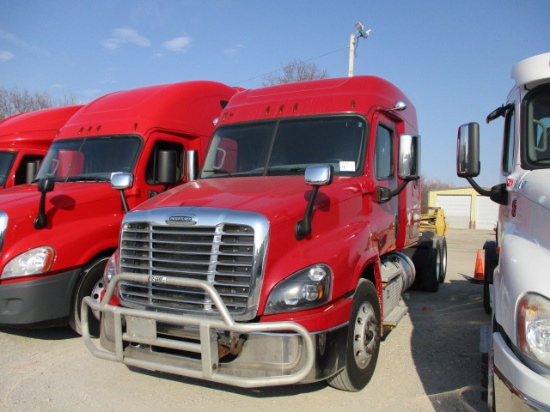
[{"left": 428, "top": 187, "right": 499, "bottom": 230}]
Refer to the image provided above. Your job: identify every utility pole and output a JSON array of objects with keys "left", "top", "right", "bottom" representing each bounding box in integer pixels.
[{"left": 348, "top": 22, "right": 371, "bottom": 77}]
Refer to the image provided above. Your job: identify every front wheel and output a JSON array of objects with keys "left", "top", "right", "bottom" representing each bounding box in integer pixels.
[
  {"left": 327, "top": 279, "right": 381, "bottom": 391},
  {"left": 69, "top": 256, "right": 109, "bottom": 336}
]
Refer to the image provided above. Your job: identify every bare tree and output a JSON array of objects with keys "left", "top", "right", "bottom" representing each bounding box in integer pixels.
[
  {"left": 262, "top": 59, "right": 329, "bottom": 86},
  {"left": 0, "top": 87, "right": 79, "bottom": 120},
  {"left": 421, "top": 176, "right": 455, "bottom": 213}
]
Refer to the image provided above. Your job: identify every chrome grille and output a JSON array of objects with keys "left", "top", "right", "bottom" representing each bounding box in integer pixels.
[{"left": 119, "top": 221, "right": 256, "bottom": 316}]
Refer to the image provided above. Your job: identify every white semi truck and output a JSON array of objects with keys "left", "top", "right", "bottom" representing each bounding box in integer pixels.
[{"left": 457, "top": 52, "right": 550, "bottom": 411}]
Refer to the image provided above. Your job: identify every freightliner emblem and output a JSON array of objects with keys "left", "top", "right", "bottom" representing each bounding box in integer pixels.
[{"left": 166, "top": 215, "right": 197, "bottom": 226}]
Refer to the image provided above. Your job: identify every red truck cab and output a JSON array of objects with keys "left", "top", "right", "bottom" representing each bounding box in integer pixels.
[
  {"left": 0, "top": 106, "right": 83, "bottom": 189},
  {"left": 84, "top": 76, "right": 443, "bottom": 391},
  {"left": 0, "top": 81, "right": 238, "bottom": 335}
]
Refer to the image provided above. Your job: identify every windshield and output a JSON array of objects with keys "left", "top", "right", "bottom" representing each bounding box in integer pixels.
[
  {"left": 201, "top": 116, "right": 366, "bottom": 178},
  {"left": 36, "top": 135, "right": 142, "bottom": 182},
  {"left": 0, "top": 151, "right": 16, "bottom": 186},
  {"left": 525, "top": 85, "right": 550, "bottom": 168}
]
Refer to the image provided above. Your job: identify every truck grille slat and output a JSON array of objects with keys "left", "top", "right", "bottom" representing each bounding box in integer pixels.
[
  {"left": 118, "top": 220, "right": 258, "bottom": 317},
  {"left": 120, "top": 255, "right": 254, "bottom": 269},
  {"left": 120, "top": 263, "right": 253, "bottom": 281},
  {"left": 119, "top": 283, "right": 248, "bottom": 305}
]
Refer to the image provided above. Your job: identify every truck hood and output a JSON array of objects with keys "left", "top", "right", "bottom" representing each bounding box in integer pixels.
[
  {"left": 0, "top": 181, "right": 125, "bottom": 275},
  {"left": 516, "top": 169, "right": 550, "bottom": 250},
  {"left": 0, "top": 182, "right": 118, "bottom": 221},
  {"left": 518, "top": 169, "right": 550, "bottom": 210},
  {"left": 135, "top": 176, "right": 365, "bottom": 226},
  {"left": 0, "top": 184, "right": 42, "bottom": 208}
]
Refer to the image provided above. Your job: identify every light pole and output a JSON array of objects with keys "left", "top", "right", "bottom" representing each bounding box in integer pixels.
[{"left": 348, "top": 22, "right": 371, "bottom": 77}]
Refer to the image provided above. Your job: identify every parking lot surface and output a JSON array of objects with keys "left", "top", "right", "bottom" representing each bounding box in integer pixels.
[{"left": 0, "top": 228, "right": 492, "bottom": 411}]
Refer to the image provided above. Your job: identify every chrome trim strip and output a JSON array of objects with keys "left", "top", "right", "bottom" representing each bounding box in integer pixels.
[{"left": 0, "top": 211, "right": 7, "bottom": 253}]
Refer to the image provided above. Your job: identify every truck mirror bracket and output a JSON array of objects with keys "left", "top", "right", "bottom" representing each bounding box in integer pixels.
[
  {"left": 295, "top": 165, "right": 333, "bottom": 240},
  {"left": 490, "top": 183, "right": 508, "bottom": 205},
  {"left": 34, "top": 177, "right": 55, "bottom": 230},
  {"left": 375, "top": 180, "right": 409, "bottom": 204}
]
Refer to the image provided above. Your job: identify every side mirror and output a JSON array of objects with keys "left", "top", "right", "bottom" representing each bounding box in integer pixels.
[
  {"left": 296, "top": 165, "right": 333, "bottom": 240},
  {"left": 304, "top": 164, "right": 333, "bottom": 186},
  {"left": 399, "top": 134, "right": 421, "bottom": 180},
  {"left": 157, "top": 150, "right": 178, "bottom": 186},
  {"left": 37, "top": 176, "right": 55, "bottom": 193},
  {"left": 111, "top": 172, "right": 134, "bottom": 213},
  {"left": 457, "top": 123, "right": 480, "bottom": 177},
  {"left": 456, "top": 122, "right": 507, "bottom": 205},
  {"left": 111, "top": 172, "right": 133, "bottom": 190},
  {"left": 26, "top": 160, "right": 41, "bottom": 184},
  {"left": 186, "top": 150, "right": 198, "bottom": 182},
  {"left": 375, "top": 135, "right": 420, "bottom": 204}
]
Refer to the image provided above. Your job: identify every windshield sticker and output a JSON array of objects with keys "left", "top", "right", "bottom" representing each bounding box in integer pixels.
[{"left": 340, "top": 161, "right": 355, "bottom": 172}]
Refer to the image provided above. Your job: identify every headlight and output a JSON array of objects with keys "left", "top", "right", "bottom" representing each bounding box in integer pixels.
[
  {"left": 1, "top": 246, "right": 55, "bottom": 280},
  {"left": 517, "top": 293, "right": 550, "bottom": 367},
  {"left": 265, "top": 264, "right": 332, "bottom": 315}
]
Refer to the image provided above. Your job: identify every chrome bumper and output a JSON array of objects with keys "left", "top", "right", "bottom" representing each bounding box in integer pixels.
[{"left": 82, "top": 273, "right": 318, "bottom": 388}]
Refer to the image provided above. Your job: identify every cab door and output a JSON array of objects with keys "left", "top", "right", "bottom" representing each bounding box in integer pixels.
[{"left": 370, "top": 113, "right": 399, "bottom": 253}]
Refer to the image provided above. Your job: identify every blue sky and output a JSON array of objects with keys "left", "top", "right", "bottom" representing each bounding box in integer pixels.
[{"left": 1, "top": 0, "right": 548, "bottom": 186}]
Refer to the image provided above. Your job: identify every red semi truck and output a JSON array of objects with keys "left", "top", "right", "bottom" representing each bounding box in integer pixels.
[
  {"left": 83, "top": 76, "right": 445, "bottom": 391},
  {"left": 0, "top": 81, "right": 238, "bottom": 335},
  {"left": 0, "top": 106, "right": 83, "bottom": 189}
]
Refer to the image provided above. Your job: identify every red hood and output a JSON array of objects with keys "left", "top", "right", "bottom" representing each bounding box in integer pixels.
[
  {"left": 0, "top": 184, "right": 42, "bottom": 210},
  {"left": 134, "top": 176, "right": 365, "bottom": 226},
  {"left": 0, "top": 182, "right": 119, "bottom": 223},
  {"left": 0, "top": 181, "right": 125, "bottom": 275}
]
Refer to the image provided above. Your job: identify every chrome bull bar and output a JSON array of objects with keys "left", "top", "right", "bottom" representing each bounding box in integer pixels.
[{"left": 81, "top": 273, "right": 316, "bottom": 388}]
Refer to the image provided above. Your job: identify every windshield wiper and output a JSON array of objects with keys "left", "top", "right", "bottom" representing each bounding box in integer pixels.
[
  {"left": 266, "top": 167, "right": 306, "bottom": 175},
  {"left": 64, "top": 175, "right": 110, "bottom": 182},
  {"left": 202, "top": 169, "right": 234, "bottom": 177}
]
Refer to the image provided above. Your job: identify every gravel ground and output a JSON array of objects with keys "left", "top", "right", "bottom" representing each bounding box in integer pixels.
[{"left": 0, "top": 228, "right": 492, "bottom": 412}]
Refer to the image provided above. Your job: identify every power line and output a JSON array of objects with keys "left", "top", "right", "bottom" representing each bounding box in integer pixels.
[{"left": 233, "top": 46, "right": 348, "bottom": 86}]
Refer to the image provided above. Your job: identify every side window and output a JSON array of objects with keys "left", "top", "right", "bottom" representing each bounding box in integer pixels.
[
  {"left": 145, "top": 140, "right": 185, "bottom": 185},
  {"left": 14, "top": 154, "right": 43, "bottom": 185},
  {"left": 375, "top": 124, "right": 394, "bottom": 179},
  {"left": 502, "top": 107, "right": 515, "bottom": 175}
]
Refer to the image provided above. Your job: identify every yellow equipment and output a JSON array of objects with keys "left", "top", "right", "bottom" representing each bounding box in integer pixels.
[{"left": 420, "top": 207, "right": 448, "bottom": 236}]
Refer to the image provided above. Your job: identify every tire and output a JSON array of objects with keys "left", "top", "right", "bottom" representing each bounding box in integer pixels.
[
  {"left": 484, "top": 241, "right": 498, "bottom": 315},
  {"left": 420, "top": 240, "right": 440, "bottom": 292},
  {"left": 438, "top": 237, "right": 448, "bottom": 283},
  {"left": 69, "top": 256, "right": 109, "bottom": 337},
  {"left": 327, "top": 280, "right": 381, "bottom": 391}
]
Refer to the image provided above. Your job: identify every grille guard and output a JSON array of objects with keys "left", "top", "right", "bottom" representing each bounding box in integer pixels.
[{"left": 81, "top": 273, "right": 316, "bottom": 388}]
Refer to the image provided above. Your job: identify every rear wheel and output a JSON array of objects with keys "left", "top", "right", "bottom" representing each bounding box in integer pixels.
[
  {"left": 420, "top": 240, "right": 441, "bottom": 292},
  {"left": 327, "top": 280, "right": 380, "bottom": 391},
  {"left": 69, "top": 256, "right": 109, "bottom": 336}
]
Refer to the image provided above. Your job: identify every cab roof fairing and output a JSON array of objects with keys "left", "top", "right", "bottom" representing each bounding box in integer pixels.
[
  {"left": 57, "top": 81, "right": 239, "bottom": 139},
  {"left": 217, "top": 75, "right": 418, "bottom": 132}
]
